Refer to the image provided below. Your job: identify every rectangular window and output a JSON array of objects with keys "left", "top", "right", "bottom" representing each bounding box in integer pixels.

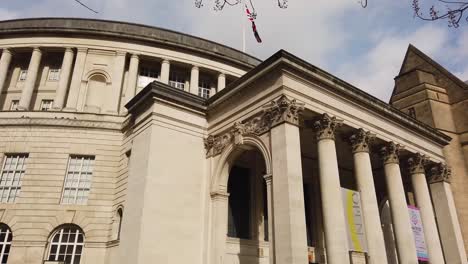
[
  {"left": 138, "top": 67, "right": 160, "bottom": 88},
  {"left": 9, "top": 100, "right": 19, "bottom": 111},
  {"left": 0, "top": 154, "right": 28, "bottom": 203},
  {"left": 18, "top": 70, "right": 27, "bottom": 81},
  {"left": 40, "top": 100, "right": 54, "bottom": 111},
  {"left": 61, "top": 156, "right": 95, "bottom": 205},
  {"left": 169, "top": 71, "right": 185, "bottom": 90},
  {"left": 47, "top": 69, "right": 61, "bottom": 81},
  {"left": 198, "top": 79, "right": 211, "bottom": 99}
]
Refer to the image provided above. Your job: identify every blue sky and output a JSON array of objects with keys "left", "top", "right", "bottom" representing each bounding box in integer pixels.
[{"left": 1, "top": 0, "right": 467, "bottom": 101}]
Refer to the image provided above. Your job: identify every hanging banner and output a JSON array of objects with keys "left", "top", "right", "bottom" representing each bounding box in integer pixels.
[
  {"left": 341, "top": 188, "right": 368, "bottom": 252},
  {"left": 408, "top": 205, "right": 429, "bottom": 261}
]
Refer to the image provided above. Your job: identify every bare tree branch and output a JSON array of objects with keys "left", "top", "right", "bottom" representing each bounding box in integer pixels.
[
  {"left": 73, "top": 0, "right": 99, "bottom": 14},
  {"left": 413, "top": 0, "right": 468, "bottom": 27}
]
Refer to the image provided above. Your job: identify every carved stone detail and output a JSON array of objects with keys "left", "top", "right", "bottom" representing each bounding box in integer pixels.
[
  {"left": 349, "top": 129, "right": 375, "bottom": 153},
  {"left": 262, "top": 95, "right": 304, "bottom": 127},
  {"left": 408, "top": 153, "right": 429, "bottom": 175},
  {"left": 428, "top": 163, "right": 452, "bottom": 184},
  {"left": 312, "top": 113, "right": 343, "bottom": 141},
  {"left": 204, "top": 95, "right": 304, "bottom": 157},
  {"left": 380, "top": 142, "right": 403, "bottom": 165}
]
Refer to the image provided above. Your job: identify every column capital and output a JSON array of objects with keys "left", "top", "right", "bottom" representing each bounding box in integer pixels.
[
  {"left": 32, "top": 47, "right": 42, "bottom": 53},
  {"left": 262, "top": 95, "right": 304, "bottom": 127},
  {"left": 161, "top": 58, "right": 170, "bottom": 64},
  {"left": 380, "top": 142, "right": 403, "bottom": 165},
  {"left": 310, "top": 113, "right": 343, "bottom": 141},
  {"left": 63, "top": 47, "right": 74, "bottom": 52},
  {"left": 348, "top": 128, "right": 375, "bottom": 153},
  {"left": 263, "top": 174, "right": 273, "bottom": 184},
  {"left": 191, "top": 65, "right": 199, "bottom": 70},
  {"left": 408, "top": 153, "right": 429, "bottom": 174},
  {"left": 218, "top": 72, "right": 226, "bottom": 77},
  {"left": 76, "top": 47, "right": 88, "bottom": 53},
  {"left": 210, "top": 191, "right": 230, "bottom": 201},
  {"left": 130, "top": 53, "right": 139, "bottom": 59},
  {"left": 1, "top": 48, "right": 13, "bottom": 56},
  {"left": 428, "top": 163, "right": 451, "bottom": 184}
]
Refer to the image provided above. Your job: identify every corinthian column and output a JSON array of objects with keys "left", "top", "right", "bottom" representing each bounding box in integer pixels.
[
  {"left": 312, "top": 113, "right": 350, "bottom": 264},
  {"left": 53, "top": 47, "right": 74, "bottom": 109},
  {"left": 18, "top": 47, "right": 42, "bottom": 110},
  {"left": 428, "top": 163, "right": 467, "bottom": 264},
  {"left": 381, "top": 142, "right": 418, "bottom": 264},
  {"left": 408, "top": 153, "right": 444, "bottom": 264},
  {"left": 267, "top": 95, "right": 308, "bottom": 264},
  {"left": 349, "top": 129, "right": 387, "bottom": 264},
  {"left": 0, "top": 49, "right": 13, "bottom": 94}
]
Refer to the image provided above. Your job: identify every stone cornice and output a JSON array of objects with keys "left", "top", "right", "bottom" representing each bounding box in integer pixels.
[
  {"left": 0, "top": 18, "right": 260, "bottom": 70},
  {"left": 380, "top": 142, "right": 403, "bottom": 165},
  {"left": 310, "top": 113, "right": 343, "bottom": 141},
  {"left": 0, "top": 112, "right": 128, "bottom": 131},
  {"left": 208, "top": 50, "right": 451, "bottom": 147},
  {"left": 126, "top": 81, "right": 207, "bottom": 116},
  {"left": 428, "top": 163, "right": 451, "bottom": 184},
  {"left": 348, "top": 129, "right": 375, "bottom": 153},
  {"left": 204, "top": 95, "right": 303, "bottom": 157},
  {"left": 408, "top": 153, "right": 429, "bottom": 175}
]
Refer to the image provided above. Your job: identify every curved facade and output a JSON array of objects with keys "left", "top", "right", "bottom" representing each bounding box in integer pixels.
[{"left": 0, "top": 18, "right": 465, "bottom": 264}]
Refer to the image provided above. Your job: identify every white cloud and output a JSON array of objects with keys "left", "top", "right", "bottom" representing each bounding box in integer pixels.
[
  {"left": 1, "top": 0, "right": 468, "bottom": 101},
  {"left": 337, "top": 25, "right": 448, "bottom": 101}
]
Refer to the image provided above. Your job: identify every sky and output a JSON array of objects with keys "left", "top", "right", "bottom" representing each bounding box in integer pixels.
[{"left": 1, "top": 0, "right": 467, "bottom": 102}]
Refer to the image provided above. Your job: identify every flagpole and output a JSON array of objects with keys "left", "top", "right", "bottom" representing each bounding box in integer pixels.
[{"left": 242, "top": 0, "right": 246, "bottom": 53}]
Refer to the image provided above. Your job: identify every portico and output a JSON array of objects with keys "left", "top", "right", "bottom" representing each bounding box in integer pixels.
[{"left": 203, "top": 51, "right": 461, "bottom": 264}]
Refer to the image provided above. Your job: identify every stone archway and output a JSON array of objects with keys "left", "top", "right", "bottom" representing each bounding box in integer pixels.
[{"left": 210, "top": 136, "right": 272, "bottom": 264}]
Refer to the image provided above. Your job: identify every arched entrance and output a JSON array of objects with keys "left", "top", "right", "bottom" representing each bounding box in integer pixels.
[{"left": 210, "top": 137, "right": 272, "bottom": 264}]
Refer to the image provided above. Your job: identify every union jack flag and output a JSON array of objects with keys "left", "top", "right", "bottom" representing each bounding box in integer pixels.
[{"left": 245, "top": 5, "right": 262, "bottom": 43}]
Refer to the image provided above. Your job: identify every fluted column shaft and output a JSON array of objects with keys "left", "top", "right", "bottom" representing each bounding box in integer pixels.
[
  {"left": 217, "top": 73, "right": 226, "bottom": 91},
  {"left": 408, "top": 154, "right": 444, "bottom": 264},
  {"left": 53, "top": 48, "right": 74, "bottom": 109},
  {"left": 429, "top": 163, "right": 467, "bottom": 264},
  {"left": 0, "top": 49, "right": 13, "bottom": 93},
  {"left": 125, "top": 54, "right": 139, "bottom": 103},
  {"left": 349, "top": 129, "right": 387, "bottom": 264},
  {"left": 160, "top": 59, "right": 170, "bottom": 84},
  {"left": 190, "top": 65, "right": 199, "bottom": 95},
  {"left": 381, "top": 143, "right": 418, "bottom": 264},
  {"left": 264, "top": 174, "right": 275, "bottom": 264},
  {"left": 19, "top": 47, "right": 42, "bottom": 110},
  {"left": 312, "top": 114, "right": 350, "bottom": 264}
]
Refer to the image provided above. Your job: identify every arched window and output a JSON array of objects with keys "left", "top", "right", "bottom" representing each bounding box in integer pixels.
[
  {"left": 48, "top": 225, "right": 84, "bottom": 264},
  {"left": 0, "top": 224, "right": 12, "bottom": 264}
]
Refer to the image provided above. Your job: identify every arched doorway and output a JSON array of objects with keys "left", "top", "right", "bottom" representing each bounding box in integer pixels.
[{"left": 210, "top": 137, "right": 272, "bottom": 264}]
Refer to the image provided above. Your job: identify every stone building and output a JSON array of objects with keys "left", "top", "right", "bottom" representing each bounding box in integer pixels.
[{"left": 0, "top": 17, "right": 465, "bottom": 264}]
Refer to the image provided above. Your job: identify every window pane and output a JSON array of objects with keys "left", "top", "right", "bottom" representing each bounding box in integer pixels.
[
  {"left": 62, "top": 156, "right": 94, "bottom": 205},
  {"left": 0, "top": 155, "right": 27, "bottom": 203}
]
